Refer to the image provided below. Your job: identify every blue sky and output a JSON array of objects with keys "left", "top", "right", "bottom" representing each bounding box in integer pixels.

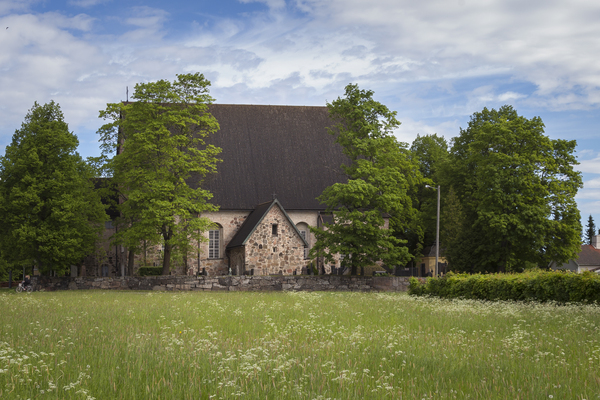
[{"left": 1, "top": 0, "right": 599, "bottom": 232}]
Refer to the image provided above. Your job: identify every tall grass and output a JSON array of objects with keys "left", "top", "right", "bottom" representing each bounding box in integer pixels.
[{"left": 1, "top": 291, "right": 599, "bottom": 399}]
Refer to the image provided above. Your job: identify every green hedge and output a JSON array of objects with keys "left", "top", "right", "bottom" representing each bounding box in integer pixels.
[
  {"left": 409, "top": 270, "right": 600, "bottom": 303},
  {"left": 137, "top": 266, "right": 163, "bottom": 276}
]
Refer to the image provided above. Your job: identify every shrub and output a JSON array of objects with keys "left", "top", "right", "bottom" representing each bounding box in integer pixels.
[
  {"left": 138, "top": 266, "right": 162, "bottom": 276},
  {"left": 408, "top": 276, "right": 423, "bottom": 295},
  {"left": 409, "top": 269, "right": 600, "bottom": 303}
]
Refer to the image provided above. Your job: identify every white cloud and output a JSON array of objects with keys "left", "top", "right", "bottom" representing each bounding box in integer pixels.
[
  {"left": 585, "top": 178, "right": 600, "bottom": 189},
  {"left": 290, "top": 0, "right": 600, "bottom": 110},
  {"left": 578, "top": 156, "right": 600, "bottom": 174},
  {"left": 498, "top": 91, "right": 527, "bottom": 102},
  {"left": 239, "top": 0, "right": 287, "bottom": 10},
  {"left": 576, "top": 189, "right": 600, "bottom": 201},
  {"left": 125, "top": 7, "right": 169, "bottom": 29},
  {"left": 41, "top": 12, "right": 95, "bottom": 31},
  {"left": 394, "top": 118, "right": 458, "bottom": 146},
  {"left": 68, "top": 0, "right": 111, "bottom": 7},
  {"left": 1, "top": 0, "right": 600, "bottom": 163},
  {"left": 0, "top": 0, "right": 40, "bottom": 16}
]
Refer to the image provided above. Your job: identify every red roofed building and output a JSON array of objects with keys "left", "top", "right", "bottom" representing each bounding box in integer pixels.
[{"left": 550, "top": 235, "right": 600, "bottom": 273}]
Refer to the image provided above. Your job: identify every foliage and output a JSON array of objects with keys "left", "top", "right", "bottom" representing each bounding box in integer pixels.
[
  {"left": 445, "top": 105, "right": 582, "bottom": 272},
  {"left": 409, "top": 270, "right": 600, "bottom": 303},
  {"left": 408, "top": 276, "right": 424, "bottom": 295},
  {"left": 585, "top": 214, "right": 596, "bottom": 245},
  {"left": 98, "top": 73, "right": 222, "bottom": 275},
  {"left": 310, "top": 84, "right": 421, "bottom": 274},
  {"left": 410, "top": 133, "right": 448, "bottom": 181},
  {"left": 409, "top": 134, "right": 448, "bottom": 250},
  {"left": 0, "top": 101, "right": 107, "bottom": 276},
  {"left": 439, "top": 186, "right": 466, "bottom": 269},
  {"left": 137, "top": 266, "right": 163, "bottom": 276}
]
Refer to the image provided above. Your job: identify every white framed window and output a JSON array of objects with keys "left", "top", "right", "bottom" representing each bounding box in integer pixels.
[{"left": 209, "top": 228, "right": 221, "bottom": 259}]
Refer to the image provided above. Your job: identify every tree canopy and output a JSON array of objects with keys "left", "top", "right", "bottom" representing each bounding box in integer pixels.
[
  {"left": 0, "top": 101, "right": 107, "bottom": 276},
  {"left": 97, "top": 73, "right": 221, "bottom": 275},
  {"left": 310, "top": 84, "right": 422, "bottom": 274},
  {"left": 444, "top": 105, "right": 582, "bottom": 272},
  {"left": 409, "top": 133, "right": 448, "bottom": 251}
]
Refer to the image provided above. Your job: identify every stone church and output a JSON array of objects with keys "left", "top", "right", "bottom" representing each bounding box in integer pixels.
[{"left": 83, "top": 104, "right": 349, "bottom": 277}]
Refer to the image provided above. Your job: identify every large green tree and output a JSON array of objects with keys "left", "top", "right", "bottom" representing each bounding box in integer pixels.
[
  {"left": 439, "top": 186, "right": 466, "bottom": 270},
  {"left": 446, "top": 105, "right": 582, "bottom": 272},
  {"left": 0, "top": 101, "right": 107, "bottom": 276},
  {"left": 409, "top": 133, "right": 449, "bottom": 252},
  {"left": 97, "top": 73, "right": 221, "bottom": 275},
  {"left": 310, "top": 84, "right": 422, "bottom": 274},
  {"left": 585, "top": 215, "right": 596, "bottom": 245}
]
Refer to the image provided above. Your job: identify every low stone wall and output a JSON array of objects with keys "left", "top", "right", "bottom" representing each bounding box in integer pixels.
[{"left": 32, "top": 275, "right": 419, "bottom": 293}]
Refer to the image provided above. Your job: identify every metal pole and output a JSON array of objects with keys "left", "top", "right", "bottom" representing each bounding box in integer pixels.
[{"left": 436, "top": 185, "right": 440, "bottom": 277}]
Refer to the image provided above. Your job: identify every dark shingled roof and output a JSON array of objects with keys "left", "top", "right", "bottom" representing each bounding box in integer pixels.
[
  {"left": 577, "top": 245, "right": 600, "bottom": 266},
  {"left": 191, "top": 104, "right": 348, "bottom": 210},
  {"left": 422, "top": 243, "right": 446, "bottom": 258},
  {"left": 227, "top": 199, "right": 309, "bottom": 249}
]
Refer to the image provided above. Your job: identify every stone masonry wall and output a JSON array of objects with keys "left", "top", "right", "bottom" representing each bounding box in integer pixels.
[
  {"left": 196, "top": 210, "right": 250, "bottom": 276},
  {"left": 32, "top": 275, "right": 420, "bottom": 292},
  {"left": 93, "top": 210, "right": 323, "bottom": 278},
  {"left": 245, "top": 204, "right": 306, "bottom": 275}
]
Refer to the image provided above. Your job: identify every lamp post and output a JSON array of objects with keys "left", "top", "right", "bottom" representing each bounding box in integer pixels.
[{"left": 425, "top": 185, "right": 440, "bottom": 277}]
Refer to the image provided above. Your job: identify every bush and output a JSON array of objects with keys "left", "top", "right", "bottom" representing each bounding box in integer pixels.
[
  {"left": 408, "top": 276, "right": 423, "bottom": 295},
  {"left": 409, "top": 270, "right": 600, "bottom": 303},
  {"left": 138, "top": 266, "right": 162, "bottom": 276}
]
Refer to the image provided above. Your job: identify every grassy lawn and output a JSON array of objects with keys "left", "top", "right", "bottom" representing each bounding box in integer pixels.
[{"left": 1, "top": 290, "right": 599, "bottom": 399}]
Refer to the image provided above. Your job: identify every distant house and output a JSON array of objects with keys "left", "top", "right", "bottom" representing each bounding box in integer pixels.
[
  {"left": 83, "top": 104, "right": 351, "bottom": 277},
  {"left": 549, "top": 235, "right": 600, "bottom": 273},
  {"left": 419, "top": 243, "right": 447, "bottom": 276}
]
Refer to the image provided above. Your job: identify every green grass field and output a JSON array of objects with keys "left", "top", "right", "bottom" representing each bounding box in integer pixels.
[{"left": 1, "top": 290, "right": 599, "bottom": 400}]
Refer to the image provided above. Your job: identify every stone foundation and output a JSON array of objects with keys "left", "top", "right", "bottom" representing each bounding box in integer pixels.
[{"left": 31, "top": 275, "right": 420, "bottom": 293}]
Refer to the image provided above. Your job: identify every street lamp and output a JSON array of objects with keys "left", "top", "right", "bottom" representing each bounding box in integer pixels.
[{"left": 425, "top": 185, "right": 440, "bottom": 277}]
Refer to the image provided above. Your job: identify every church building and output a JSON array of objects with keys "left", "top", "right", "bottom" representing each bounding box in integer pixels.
[{"left": 84, "top": 104, "right": 349, "bottom": 277}]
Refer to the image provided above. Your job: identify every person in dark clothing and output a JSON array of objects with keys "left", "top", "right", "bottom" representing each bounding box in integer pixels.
[{"left": 23, "top": 275, "right": 31, "bottom": 288}]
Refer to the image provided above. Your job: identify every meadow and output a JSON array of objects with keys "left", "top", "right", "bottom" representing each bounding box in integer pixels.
[{"left": 0, "top": 290, "right": 599, "bottom": 400}]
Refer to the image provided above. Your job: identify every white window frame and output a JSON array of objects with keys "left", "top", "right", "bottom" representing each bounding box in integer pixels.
[{"left": 209, "top": 229, "right": 221, "bottom": 259}]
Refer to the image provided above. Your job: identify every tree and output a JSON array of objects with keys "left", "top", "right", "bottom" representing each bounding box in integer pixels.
[
  {"left": 309, "top": 84, "right": 421, "bottom": 274},
  {"left": 97, "top": 73, "right": 221, "bottom": 275},
  {"left": 585, "top": 215, "right": 596, "bottom": 245},
  {"left": 446, "top": 105, "right": 582, "bottom": 272},
  {"left": 410, "top": 134, "right": 449, "bottom": 250},
  {"left": 410, "top": 133, "right": 449, "bottom": 180},
  {"left": 439, "top": 186, "right": 466, "bottom": 269},
  {"left": 0, "top": 101, "right": 107, "bottom": 276}
]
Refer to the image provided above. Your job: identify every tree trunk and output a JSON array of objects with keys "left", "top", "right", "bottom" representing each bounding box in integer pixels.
[
  {"left": 162, "top": 243, "right": 172, "bottom": 275},
  {"left": 128, "top": 249, "right": 135, "bottom": 276}
]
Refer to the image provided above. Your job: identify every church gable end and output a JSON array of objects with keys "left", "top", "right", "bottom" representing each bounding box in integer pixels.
[{"left": 236, "top": 200, "right": 307, "bottom": 275}]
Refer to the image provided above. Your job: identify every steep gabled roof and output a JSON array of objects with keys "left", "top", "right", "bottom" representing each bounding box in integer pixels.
[
  {"left": 227, "top": 199, "right": 308, "bottom": 249},
  {"left": 190, "top": 104, "right": 348, "bottom": 210}
]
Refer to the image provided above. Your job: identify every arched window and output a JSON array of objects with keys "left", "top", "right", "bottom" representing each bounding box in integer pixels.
[
  {"left": 208, "top": 224, "right": 223, "bottom": 259},
  {"left": 296, "top": 223, "right": 310, "bottom": 259}
]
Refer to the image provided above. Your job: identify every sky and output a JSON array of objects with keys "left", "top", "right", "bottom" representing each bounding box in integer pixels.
[{"left": 1, "top": 0, "right": 599, "bottom": 233}]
